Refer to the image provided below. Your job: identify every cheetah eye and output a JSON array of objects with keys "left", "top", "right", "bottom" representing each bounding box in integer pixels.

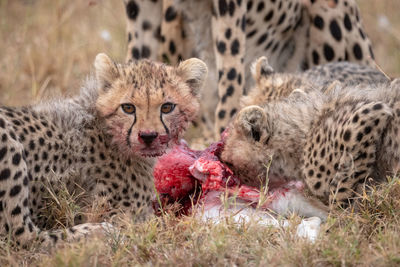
[
  {"left": 251, "top": 128, "right": 261, "bottom": 142},
  {"left": 161, "top": 102, "right": 176, "bottom": 114},
  {"left": 121, "top": 103, "right": 136, "bottom": 114}
]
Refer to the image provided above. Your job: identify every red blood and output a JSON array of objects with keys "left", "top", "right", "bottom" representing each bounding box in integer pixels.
[
  {"left": 153, "top": 135, "right": 303, "bottom": 215},
  {"left": 153, "top": 142, "right": 200, "bottom": 199}
]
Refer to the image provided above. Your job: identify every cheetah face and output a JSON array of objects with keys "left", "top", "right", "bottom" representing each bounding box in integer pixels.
[
  {"left": 94, "top": 53, "right": 207, "bottom": 157},
  {"left": 221, "top": 105, "right": 278, "bottom": 187}
]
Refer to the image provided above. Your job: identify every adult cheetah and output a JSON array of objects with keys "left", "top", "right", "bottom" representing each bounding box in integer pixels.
[
  {"left": 0, "top": 53, "right": 207, "bottom": 247},
  {"left": 124, "top": 0, "right": 376, "bottom": 138}
]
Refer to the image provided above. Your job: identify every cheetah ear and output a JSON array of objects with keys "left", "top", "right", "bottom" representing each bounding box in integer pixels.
[
  {"left": 251, "top": 56, "right": 274, "bottom": 82},
  {"left": 176, "top": 58, "right": 208, "bottom": 98},
  {"left": 390, "top": 78, "right": 400, "bottom": 88},
  {"left": 290, "top": 88, "right": 308, "bottom": 96},
  {"left": 94, "top": 53, "right": 119, "bottom": 92},
  {"left": 235, "top": 105, "right": 269, "bottom": 143}
]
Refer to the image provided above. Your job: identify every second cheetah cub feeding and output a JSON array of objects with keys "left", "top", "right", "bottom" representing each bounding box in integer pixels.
[{"left": 222, "top": 57, "right": 397, "bottom": 214}]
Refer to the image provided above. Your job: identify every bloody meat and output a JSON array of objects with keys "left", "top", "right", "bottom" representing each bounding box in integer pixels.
[{"left": 152, "top": 134, "right": 308, "bottom": 217}]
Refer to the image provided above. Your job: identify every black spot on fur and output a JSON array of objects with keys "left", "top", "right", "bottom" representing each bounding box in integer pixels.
[
  {"left": 277, "top": 13, "right": 286, "bottom": 25},
  {"left": 329, "top": 19, "right": 342, "bottom": 41},
  {"left": 343, "top": 130, "right": 351, "bottom": 141},
  {"left": 126, "top": 1, "right": 139, "bottom": 20},
  {"left": 230, "top": 108, "right": 237, "bottom": 117},
  {"left": 228, "top": 1, "right": 235, "bottom": 16},
  {"left": 218, "top": 0, "right": 228, "bottom": 16},
  {"left": 264, "top": 10, "right": 274, "bottom": 22},
  {"left": 218, "top": 110, "right": 226, "bottom": 119},
  {"left": 373, "top": 103, "right": 383, "bottom": 110},
  {"left": 165, "top": 6, "right": 177, "bottom": 22},
  {"left": 314, "top": 182, "right": 321, "bottom": 190},
  {"left": 0, "top": 147, "right": 7, "bottom": 162},
  {"left": 352, "top": 114, "right": 359, "bottom": 123},
  {"left": 141, "top": 46, "right": 151, "bottom": 58},
  {"left": 362, "top": 108, "right": 370, "bottom": 114},
  {"left": 15, "top": 227, "right": 25, "bottom": 236},
  {"left": 323, "top": 44, "right": 335, "bottom": 61},
  {"left": 338, "top": 188, "right": 347, "bottom": 193},
  {"left": 225, "top": 28, "right": 232, "bottom": 39},
  {"left": 359, "top": 28, "right": 366, "bottom": 40},
  {"left": 226, "top": 85, "right": 234, "bottom": 96},
  {"left": 131, "top": 47, "right": 140, "bottom": 60},
  {"left": 10, "top": 185, "right": 22, "bottom": 197},
  {"left": 314, "top": 15, "right": 324, "bottom": 29},
  {"left": 217, "top": 41, "right": 227, "bottom": 54},
  {"left": 257, "top": 33, "right": 268, "bottom": 45},
  {"left": 256, "top": 2, "right": 264, "bottom": 12},
  {"left": 356, "top": 132, "right": 364, "bottom": 141},
  {"left": 219, "top": 70, "right": 224, "bottom": 80},
  {"left": 237, "top": 74, "right": 242, "bottom": 85},
  {"left": 231, "top": 39, "right": 240, "bottom": 55},
  {"left": 247, "top": 29, "right": 258, "bottom": 39},
  {"left": 369, "top": 45, "right": 375, "bottom": 59},
  {"left": 11, "top": 205, "right": 21, "bottom": 216},
  {"left": 312, "top": 50, "right": 320, "bottom": 65},
  {"left": 169, "top": 41, "right": 176, "bottom": 55},
  {"left": 227, "top": 68, "right": 237, "bottom": 80},
  {"left": 142, "top": 20, "right": 152, "bottom": 31},
  {"left": 344, "top": 13, "right": 352, "bottom": 31},
  {"left": 353, "top": 43, "right": 363, "bottom": 60},
  {"left": 0, "top": 168, "right": 11, "bottom": 181},
  {"left": 12, "top": 153, "right": 21, "bottom": 166}
]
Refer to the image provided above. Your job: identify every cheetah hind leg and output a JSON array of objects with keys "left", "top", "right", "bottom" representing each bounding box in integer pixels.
[
  {"left": 0, "top": 128, "right": 114, "bottom": 248},
  {"left": 303, "top": 100, "right": 393, "bottom": 209},
  {"left": 329, "top": 102, "right": 393, "bottom": 208}
]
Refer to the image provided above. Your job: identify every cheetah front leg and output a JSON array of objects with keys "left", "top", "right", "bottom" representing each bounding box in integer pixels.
[
  {"left": 124, "top": 0, "right": 162, "bottom": 61},
  {"left": 212, "top": 0, "right": 246, "bottom": 137}
]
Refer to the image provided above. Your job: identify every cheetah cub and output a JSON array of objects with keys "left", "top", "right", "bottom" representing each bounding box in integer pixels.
[
  {"left": 0, "top": 53, "right": 207, "bottom": 247},
  {"left": 241, "top": 56, "right": 388, "bottom": 107},
  {"left": 221, "top": 57, "right": 397, "bottom": 213}
]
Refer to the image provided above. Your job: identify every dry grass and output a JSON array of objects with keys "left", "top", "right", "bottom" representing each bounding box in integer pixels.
[
  {"left": 1, "top": 0, "right": 400, "bottom": 266},
  {"left": 358, "top": 0, "right": 400, "bottom": 77},
  {"left": 0, "top": 0, "right": 125, "bottom": 106},
  {"left": 1, "top": 177, "right": 400, "bottom": 266}
]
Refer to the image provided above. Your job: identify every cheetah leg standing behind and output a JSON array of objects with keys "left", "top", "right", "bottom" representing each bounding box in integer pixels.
[
  {"left": 125, "top": 0, "right": 162, "bottom": 61},
  {"left": 211, "top": 0, "right": 246, "bottom": 136}
]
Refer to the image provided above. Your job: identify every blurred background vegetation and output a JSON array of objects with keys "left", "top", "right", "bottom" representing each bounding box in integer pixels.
[{"left": 0, "top": 0, "right": 399, "bottom": 106}]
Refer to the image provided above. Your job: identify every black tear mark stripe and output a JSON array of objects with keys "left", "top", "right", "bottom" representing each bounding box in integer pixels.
[
  {"left": 126, "top": 116, "right": 137, "bottom": 147},
  {"left": 160, "top": 113, "right": 169, "bottom": 135}
]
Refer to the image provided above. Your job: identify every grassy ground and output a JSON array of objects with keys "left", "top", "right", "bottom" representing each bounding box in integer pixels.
[
  {"left": 1, "top": 177, "right": 400, "bottom": 266},
  {"left": 1, "top": 0, "right": 400, "bottom": 266}
]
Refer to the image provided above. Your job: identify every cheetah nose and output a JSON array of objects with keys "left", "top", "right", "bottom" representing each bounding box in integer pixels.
[{"left": 139, "top": 131, "right": 158, "bottom": 145}]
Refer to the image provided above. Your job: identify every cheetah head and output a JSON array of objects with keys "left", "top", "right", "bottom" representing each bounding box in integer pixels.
[
  {"left": 241, "top": 56, "right": 311, "bottom": 107},
  {"left": 94, "top": 53, "right": 207, "bottom": 157},
  {"left": 221, "top": 105, "right": 278, "bottom": 187}
]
